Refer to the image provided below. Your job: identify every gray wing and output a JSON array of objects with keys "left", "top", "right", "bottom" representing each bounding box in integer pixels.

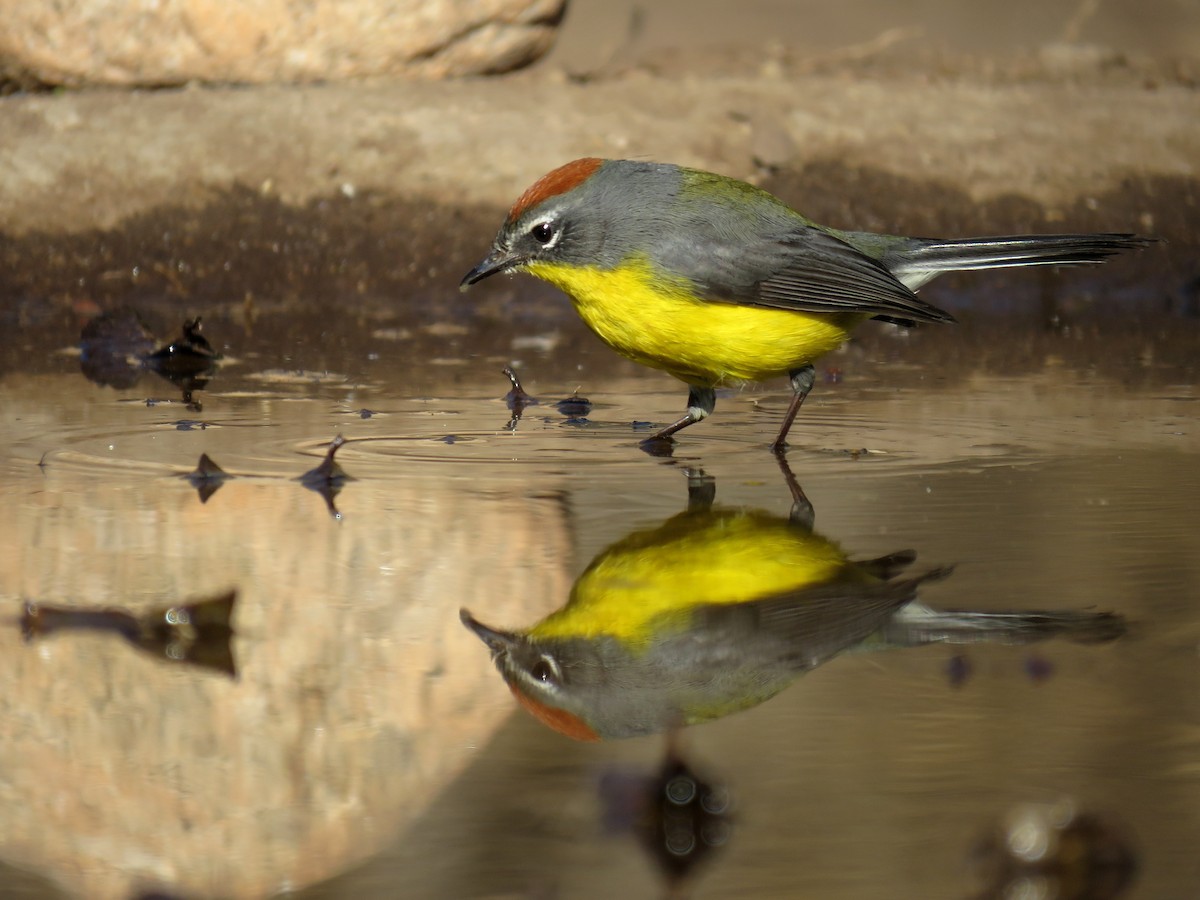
[
  {"left": 757, "top": 229, "right": 957, "bottom": 324},
  {"left": 661, "top": 224, "right": 956, "bottom": 326},
  {"left": 685, "top": 567, "right": 953, "bottom": 672}
]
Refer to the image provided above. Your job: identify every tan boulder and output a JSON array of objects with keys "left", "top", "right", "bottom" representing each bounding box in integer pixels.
[{"left": 0, "top": 0, "right": 565, "bottom": 86}]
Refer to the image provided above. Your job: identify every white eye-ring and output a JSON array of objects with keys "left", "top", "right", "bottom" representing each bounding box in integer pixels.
[{"left": 530, "top": 219, "right": 559, "bottom": 247}]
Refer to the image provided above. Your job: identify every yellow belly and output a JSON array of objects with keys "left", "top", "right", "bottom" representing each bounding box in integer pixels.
[
  {"left": 530, "top": 510, "right": 859, "bottom": 646},
  {"left": 526, "top": 257, "right": 862, "bottom": 386}
]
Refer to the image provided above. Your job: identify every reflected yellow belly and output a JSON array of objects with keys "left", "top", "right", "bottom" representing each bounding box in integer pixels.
[
  {"left": 526, "top": 257, "right": 862, "bottom": 386},
  {"left": 530, "top": 510, "right": 857, "bottom": 645}
]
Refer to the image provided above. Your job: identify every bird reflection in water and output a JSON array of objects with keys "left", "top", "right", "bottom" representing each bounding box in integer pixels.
[
  {"left": 20, "top": 590, "right": 237, "bottom": 677},
  {"left": 462, "top": 460, "right": 1125, "bottom": 741}
]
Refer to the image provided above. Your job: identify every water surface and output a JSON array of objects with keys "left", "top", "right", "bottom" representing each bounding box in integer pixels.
[{"left": 2, "top": 285, "right": 1197, "bottom": 899}]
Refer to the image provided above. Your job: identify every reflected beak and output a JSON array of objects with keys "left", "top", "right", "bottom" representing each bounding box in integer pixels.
[
  {"left": 460, "top": 249, "right": 524, "bottom": 290},
  {"left": 460, "top": 608, "right": 521, "bottom": 655}
]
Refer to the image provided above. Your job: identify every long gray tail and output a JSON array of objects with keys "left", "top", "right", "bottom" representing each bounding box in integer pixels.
[
  {"left": 877, "top": 603, "right": 1127, "bottom": 648},
  {"left": 885, "top": 233, "right": 1152, "bottom": 290}
]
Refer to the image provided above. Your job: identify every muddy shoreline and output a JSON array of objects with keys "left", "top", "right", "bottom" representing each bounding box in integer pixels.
[
  {"left": 2, "top": 156, "right": 1195, "bottom": 396},
  {"left": 2, "top": 68, "right": 1196, "bottom": 234},
  {"left": 2, "top": 17, "right": 1198, "bottom": 468}
]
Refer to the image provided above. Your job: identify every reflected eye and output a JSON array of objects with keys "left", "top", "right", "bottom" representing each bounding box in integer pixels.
[
  {"left": 531, "top": 221, "right": 555, "bottom": 245},
  {"left": 530, "top": 656, "right": 561, "bottom": 685}
]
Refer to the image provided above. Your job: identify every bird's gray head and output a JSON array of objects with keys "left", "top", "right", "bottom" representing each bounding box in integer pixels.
[
  {"left": 459, "top": 606, "right": 688, "bottom": 741},
  {"left": 459, "top": 607, "right": 611, "bottom": 740},
  {"left": 459, "top": 158, "right": 682, "bottom": 288}
]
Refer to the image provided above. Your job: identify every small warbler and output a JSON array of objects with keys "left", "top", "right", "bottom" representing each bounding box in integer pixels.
[
  {"left": 461, "top": 468, "right": 1125, "bottom": 741},
  {"left": 461, "top": 158, "right": 1150, "bottom": 451},
  {"left": 462, "top": 497, "right": 941, "bottom": 740}
]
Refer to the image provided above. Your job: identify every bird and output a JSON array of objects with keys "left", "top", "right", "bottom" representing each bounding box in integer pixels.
[
  {"left": 461, "top": 503, "right": 947, "bottom": 741},
  {"left": 460, "top": 468, "right": 1123, "bottom": 741},
  {"left": 460, "top": 158, "right": 1151, "bottom": 451}
]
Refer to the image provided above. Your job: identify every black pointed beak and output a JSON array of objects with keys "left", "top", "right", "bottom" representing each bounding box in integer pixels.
[
  {"left": 460, "top": 249, "right": 523, "bottom": 290},
  {"left": 460, "top": 608, "right": 521, "bottom": 654}
]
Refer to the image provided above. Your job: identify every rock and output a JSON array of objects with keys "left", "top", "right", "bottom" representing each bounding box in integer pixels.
[{"left": 0, "top": 0, "right": 566, "bottom": 86}]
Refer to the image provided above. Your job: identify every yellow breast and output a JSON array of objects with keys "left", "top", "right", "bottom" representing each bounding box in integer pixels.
[
  {"left": 526, "top": 257, "right": 862, "bottom": 386},
  {"left": 529, "top": 510, "right": 860, "bottom": 646}
]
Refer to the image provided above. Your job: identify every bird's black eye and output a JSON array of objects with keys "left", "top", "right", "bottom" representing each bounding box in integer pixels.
[
  {"left": 531, "top": 221, "right": 555, "bottom": 244},
  {"left": 531, "top": 656, "right": 561, "bottom": 685}
]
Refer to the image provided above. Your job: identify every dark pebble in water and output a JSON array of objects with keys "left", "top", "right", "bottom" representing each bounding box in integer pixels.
[
  {"left": 555, "top": 396, "right": 592, "bottom": 417},
  {"left": 359, "top": 408, "right": 376, "bottom": 419}
]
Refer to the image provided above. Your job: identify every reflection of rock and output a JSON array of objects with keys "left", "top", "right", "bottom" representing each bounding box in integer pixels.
[
  {"left": 21, "top": 590, "right": 238, "bottom": 678},
  {"left": 0, "top": 0, "right": 566, "bottom": 86},
  {"left": 0, "top": 474, "right": 571, "bottom": 899}
]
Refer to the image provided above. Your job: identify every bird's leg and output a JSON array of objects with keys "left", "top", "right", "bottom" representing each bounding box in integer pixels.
[
  {"left": 769, "top": 365, "right": 816, "bottom": 454},
  {"left": 683, "top": 467, "right": 717, "bottom": 512},
  {"left": 773, "top": 452, "right": 815, "bottom": 530},
  {"left": 642, "top": 386, "right": 716, "bottom": 448}
]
